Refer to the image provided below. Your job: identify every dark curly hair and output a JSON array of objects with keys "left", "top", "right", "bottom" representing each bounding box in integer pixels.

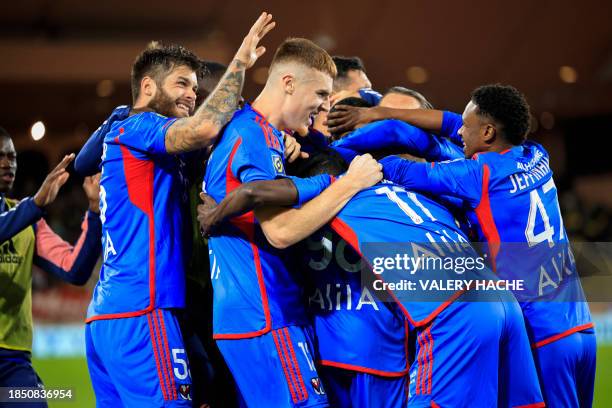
[
  {"left": 471, "top": 84, "right": 530, "bottom": 145},
  {"left": 131, "top": 41, "right": 201, "bottom": 103}
]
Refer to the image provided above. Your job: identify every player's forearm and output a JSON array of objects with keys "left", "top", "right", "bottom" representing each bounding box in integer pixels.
[
  {"left": 372, "top": 107, "right": 444, "bottom": 133},
  {"left": 379, "top": 156, "right": 431, "bottom": 191},
  {"left": 0, "top": 197, "right": 44, "bottom": 243},
  {"left": 256, "top": 176, "right": 361, "bottom": 249},
  {"left": 335, "top": 120, "right": 432, "bottom": 157},
  {"left": 204, "top": 175, "right": 331, "bottom": 231},
  {"left": 165, "top": 59, "right": 246, "bottom": 154},
  {"left": 380, "top": 155, "right": 481, "bottom": 204},
  {"left": 207, "top": 179, "right": 298, "bottom": 229},
  {"left": 34, "top": 211, "right": 102, "bottom": 286}
]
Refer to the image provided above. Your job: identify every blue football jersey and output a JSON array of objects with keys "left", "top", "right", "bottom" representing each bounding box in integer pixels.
[
  {"left": 302, "top": 228, "right": 409, "bottom": 376},
  {"left": 87, "top": 112, "right": 188, "bottom": 321},
  {"left": 381, "top": 115, "right": 593, "bottom": 343},
  {"left": 204, "top": 104, "right": 309, "bottom": 339},
  {"left": 324, "top": 181, "right": 496, "bottom": 328}
]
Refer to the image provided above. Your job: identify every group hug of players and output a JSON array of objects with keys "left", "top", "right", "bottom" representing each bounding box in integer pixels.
[{"left": 0, "top": 11, "right": 596, "bottom": 408}]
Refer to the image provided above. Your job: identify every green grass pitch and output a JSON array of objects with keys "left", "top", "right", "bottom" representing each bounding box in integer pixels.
[{"left": 33, "top": 345, "right": 612, "bottom": 407}]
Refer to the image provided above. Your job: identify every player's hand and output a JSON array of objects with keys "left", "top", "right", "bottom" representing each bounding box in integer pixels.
[
  {"left": 233, "top": 12, "right": 276, "bottom": 70},
  {"left": 33, "top": 153, "right": 74, "bottom": 208},
  {"left": 326, "top": 105, "right": 377, "bottom": 135},
  {"left": 294, "top": 125, "right": 309, "bottom": 137},
  {"left": 197, "top": 192, "right": 219, "bottom": 237},
  {"left": 83, "top": 173, "right": 101, "bottom": 214},
  {"left": 284, "top": 133, "right": 309, "bottom": 163},
  {"left": 344, "top": 154, "right": 383, "bottom": 189}
]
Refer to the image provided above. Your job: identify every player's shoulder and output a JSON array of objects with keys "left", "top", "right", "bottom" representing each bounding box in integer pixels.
[
  {"left": 231, "top": 107, "right": 283, "bottom": 153},
  {"left": 475, "top": 141, "right": 549, "bottom": 166},
  {"left": 469, "top": 152, "right": 510, "bottom": 179},
  {"left": 471, "top": 148, "right": 507, "bottom": 165},
  {"left": 228, "top": 106, "right": 268, "bottom": 136},
  {"left": 128, "top": 111, "right": 175, "bottom": 129},
  {"left": 213, "top": 108, "right": 260, "bottom": 150},
  {"left": 521, "top": 140, "right": 549, "bottom": 159},
  {"left": 102, "top": 111, "right": 171, "bottom": 142}
]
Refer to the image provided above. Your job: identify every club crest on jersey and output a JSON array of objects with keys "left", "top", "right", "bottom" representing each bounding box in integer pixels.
[
  {"left": 272, "top": 154, "right": 285, "bottom": 175},
  {"left": 311, "top": 377, "right": 325, "bottom": 395},
  {"left": 178, "top": 384, "right": 192, "bottom": 400}
]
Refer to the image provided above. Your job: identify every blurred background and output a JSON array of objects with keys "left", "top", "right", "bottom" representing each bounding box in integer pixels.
[{"left": 1, "top": 0, "right": 611, "bottom": 406}]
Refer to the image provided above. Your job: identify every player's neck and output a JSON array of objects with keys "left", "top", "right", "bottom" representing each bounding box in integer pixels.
[
  {"left": 490, "top": 141, "right": 515, "bottom": 154},
  {"left": 132, "top": 99, "right": 155, "bottom": 116},
  {"left": 252, "top": 90, "right": 286, "bottom": 130}
]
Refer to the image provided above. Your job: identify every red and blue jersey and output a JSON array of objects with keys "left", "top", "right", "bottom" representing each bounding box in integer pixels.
[
  {"left": 302, "top": 227, "right": 410, "bottom": 377},
  {"left": 86, "top": 112, "right": 189, "bottom": 321},
  {"left": 327, "top": 181, "right": 494, "bottom": 328},
  {"left": 204, "top": 104, "right": 309, "bottom": 339},
  {"left": 380, "top": 111, "right": 593, "bottom": 344}
]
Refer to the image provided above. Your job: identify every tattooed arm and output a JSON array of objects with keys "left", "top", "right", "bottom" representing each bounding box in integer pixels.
[
  {"left": 165, "top": 60, "right": 246, "bottom": 153},
  {"left": 165, "top": 12, "right": 276, "bottom": 154}
]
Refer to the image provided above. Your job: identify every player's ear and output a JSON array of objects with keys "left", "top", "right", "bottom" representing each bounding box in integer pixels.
[
  {"left": 482, "top": 123, "right": 496, "bottom": 144},
  {"left": 281, "top": 73, "right": 296, "bottom": 95},
  {"left": 141, "top": 76, "right": 157, "bottom": 98}
]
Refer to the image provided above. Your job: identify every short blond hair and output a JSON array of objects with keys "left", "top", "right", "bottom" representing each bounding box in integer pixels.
[{"left": 270, "top": 38, "right": 337, "bottom": 78}]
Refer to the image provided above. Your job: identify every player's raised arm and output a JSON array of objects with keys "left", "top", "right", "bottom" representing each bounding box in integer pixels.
[{"left": 165, "top": 12, "right": 276, "bottom": 154}]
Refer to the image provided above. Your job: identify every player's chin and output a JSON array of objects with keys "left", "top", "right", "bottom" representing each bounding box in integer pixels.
[
  {"left": 174, "top": 109, "right": 190, "bottom": 118},
  {"left": 173, "top": 103, "right": 192, "bottom": 118}
]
